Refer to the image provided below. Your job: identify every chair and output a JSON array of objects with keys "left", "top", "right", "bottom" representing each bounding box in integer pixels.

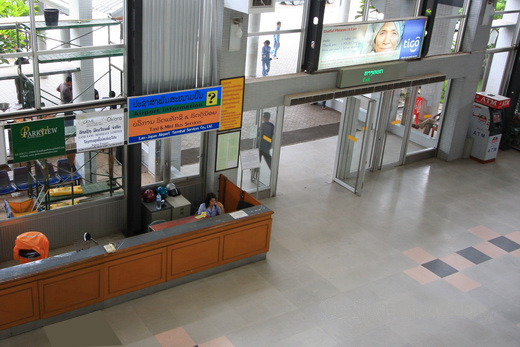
[
  {"left": 57, "top": 159, "right": 82, "bottom": 185},
  {"left": 13, "top": 231, "right": 49, "bottom": 264},
  {"left": 0, "top": 170, "right": 16, "bottom": 195},
  {"left": 13, "top": 166, "right": 36, "bottom": 191},
  {"left": 35, "top": 162, "right": 60, "bottom": 186}
]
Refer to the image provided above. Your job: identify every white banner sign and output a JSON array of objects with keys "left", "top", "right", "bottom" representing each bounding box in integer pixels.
[{"left": 76, "top": 109, "right": 125, "bottom": 152}]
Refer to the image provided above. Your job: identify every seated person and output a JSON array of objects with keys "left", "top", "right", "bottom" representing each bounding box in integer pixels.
[{"left": 198, "top": 192, "right": 222, "bottom": 217}]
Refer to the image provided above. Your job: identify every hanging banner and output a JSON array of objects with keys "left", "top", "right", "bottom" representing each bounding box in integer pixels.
[
  {"left": 219, "top": 77, "right": 245, "bottom": 131},
  {"left": 317, "top": 17, "right": 427, "bottom": 71},
  {"left": 127, "top": 86, "right": 222, "bottom": 144},
  {"left": 11, "top": 118, "right": 65, "bottom": 163},
  {"left": 76, "top": 109, "right": 125, "bottom": 152}
]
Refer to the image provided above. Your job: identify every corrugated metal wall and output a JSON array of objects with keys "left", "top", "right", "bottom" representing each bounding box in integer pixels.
[
  {"left": 0, "top": 198, "right": 126, "bottom": 262},
  {"left": 142, "top": 0, "right": 221, "bottom": 93}
]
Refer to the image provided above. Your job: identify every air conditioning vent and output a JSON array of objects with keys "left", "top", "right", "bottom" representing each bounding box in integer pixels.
[{"left": 224, "top": 0, "right": 275, "bottom": 13}]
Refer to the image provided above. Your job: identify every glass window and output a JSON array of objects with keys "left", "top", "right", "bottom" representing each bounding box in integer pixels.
[
  {"left": 0, "top": 113, "right": 124, "bottom": 220},
  {"left": 407, "top": 80, "right": 449, "bottom": 155},
  {"left": 248, "top": 33, "right": 302, "bottom": 77},
  {"left": 0, "top": 1, "right": 125, "bottom": 114},
  {"left": 237, "top": 107, "right": 278, "bottom": 191}
]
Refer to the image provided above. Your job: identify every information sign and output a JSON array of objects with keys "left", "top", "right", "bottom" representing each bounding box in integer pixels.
[
  {"left": 219, "top": 77, "right": 245, "bottom": 131},
  {"left": 76, "top": 109, "right": 125, "bottom": 152},
  {"left": 128, "top": 86, "right": 222, "bottom": 144},
  {"left": 215, "top": 130, "right": 241, "bottom": 172},
  {"left": 11, "top": 118, "right": 65, "bottom": 163},
  {"left": 240, "top": 149, "right": 260, "bottom": 170}
]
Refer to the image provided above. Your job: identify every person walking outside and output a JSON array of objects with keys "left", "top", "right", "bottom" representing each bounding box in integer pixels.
[
  {"left": 261, "top": 40, "right": 271, "bottom": 77},
  {"left": 56, "top": 76, "right": 73, "bottom": 104},
  {"left": 272, "top": 21, "right": 281, "bottom": 59},
  {"left": 260, "top": 112, "right": 275, "bottom": 169}
]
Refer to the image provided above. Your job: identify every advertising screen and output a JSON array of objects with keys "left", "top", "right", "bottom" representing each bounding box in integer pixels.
[{"left": 317, "top": 18, "right": 427, "bottom": 71}]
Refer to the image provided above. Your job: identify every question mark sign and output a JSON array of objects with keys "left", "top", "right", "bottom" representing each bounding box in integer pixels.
[{"left": 209, "top": 93, "right": 216, "bottom": 104}]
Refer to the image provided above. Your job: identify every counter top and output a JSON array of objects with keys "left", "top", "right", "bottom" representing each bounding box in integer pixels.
[{"left": 0, "top": 205, "right": 272, "bottom": 284}]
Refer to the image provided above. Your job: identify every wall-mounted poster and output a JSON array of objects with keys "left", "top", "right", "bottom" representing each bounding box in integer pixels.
[
  {"left": 215, "top": 130, "right": 241, "bottom": 172},
  {"left": 76, "top": 109, "right": 125, "bottom": 152},
  {"left": 317, "top": 18, "right": 427, "bottom": 71},
  {"left": 11, "top": 118, "right": 65, "bottom": 163},
  {"left": 128, "top": 86, "right": 222, "bottom": 144}
]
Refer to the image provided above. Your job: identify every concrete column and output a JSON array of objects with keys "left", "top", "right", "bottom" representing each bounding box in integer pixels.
[
  {"left": 339, "top": 0, "right": 351, "bottom": 22},
  {"left": 60, "top": 30, "right": 71, "bottom": 81},
  {"left": 70, "top": 0, "right": 96, "bottom": 181},
  {"left": 70, "top": 0, "right": 95, "bottom": 103},
  {"left": 245, "top": 14, "right": 261, "bottom": 78}
]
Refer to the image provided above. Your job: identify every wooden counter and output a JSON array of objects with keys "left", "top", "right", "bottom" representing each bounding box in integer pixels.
[{"left": 0, "top": 175, "right": 272, "bottom": 335}]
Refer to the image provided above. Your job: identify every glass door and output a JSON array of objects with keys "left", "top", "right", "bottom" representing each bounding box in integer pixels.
[{"left": 333, "top": 95, "right": 376, "bottom": 195}]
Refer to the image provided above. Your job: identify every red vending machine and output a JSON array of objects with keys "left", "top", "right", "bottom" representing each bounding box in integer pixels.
[{"left": 468, "top": 92, "right": 511, "bottom": 163}]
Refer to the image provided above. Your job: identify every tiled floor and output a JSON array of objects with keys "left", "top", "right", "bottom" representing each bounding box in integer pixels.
[{"left": 3, "top": 137, "right": 520, "bottom": 346}]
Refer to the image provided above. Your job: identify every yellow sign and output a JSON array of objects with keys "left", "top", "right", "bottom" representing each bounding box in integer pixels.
[
  {"left": 392, "top": 120, "right": 401, "bottom": 125},
  {"left": 347, "top": 135, "right": 358, "bottom": 143},
  {"left": 219, "top": 77, "right": 245, "bottom": 131},
  {"left": 206, "top": 90, "right": 219, "bottom": 106}
]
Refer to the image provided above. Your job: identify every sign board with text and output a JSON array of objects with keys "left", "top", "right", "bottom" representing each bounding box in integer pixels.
[
  {"left": 11, "top": 118, "right": 66, "bottom": 163},
  {"left": 76, "top": 109, "right": 125, "bottom": 152},
  {"left": 219, "top": 77, "right": 245, "bottom": 131},
  {"left": 318, "top": 17, "right": 427, "bottom": 71},
  {"left": 336, "top": 61, "right": 407, "bottom": 88},
  {"left": 128, "top": 86, "right": 222, "bottom": 144}
]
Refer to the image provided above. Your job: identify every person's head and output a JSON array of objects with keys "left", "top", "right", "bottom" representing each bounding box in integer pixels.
[
  {"left": 263, "top": 112, "right": 271, "bottom": 122},
  {"left": 65, "top": 76, "right": 72, "bottom": 86},
  {"left": 372, "top": 21, "right": 403, "bottom": 53},
  {"left": 94, "top": 89, "right": 99, "bottom": 100},
  {"left": 276, "top": 21, "right": 281, "bottom": 28},
  {"left": 264, "top": 40, "right": 270, "bottom": 46},
  {"left": 109, "top": 90, "right": 116, "bottom": 98},
  {"left": 204, "top": 192, "right": 217, "bottom": 208}
]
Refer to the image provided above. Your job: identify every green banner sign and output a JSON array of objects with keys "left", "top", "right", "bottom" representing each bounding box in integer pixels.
[{"left": 12, "top": 118, "right": 66, "bottom": 163}]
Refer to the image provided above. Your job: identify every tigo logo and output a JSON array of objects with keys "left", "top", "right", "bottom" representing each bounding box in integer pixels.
[{"left": 403, "top": 36, "right": 422, "bottom": 53}]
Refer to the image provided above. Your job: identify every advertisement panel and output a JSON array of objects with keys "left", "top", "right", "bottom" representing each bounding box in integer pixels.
[
  {"left": 11, "top": 118, "right": 66, "bottom": 163},
  {"left": 76, "top": 109, "right": 125, "bottom": 152},
  {"left": 318, "top": 18, "right": 427, "bottom": 71},
  {"left": 128, "top": 86, "right": 222, "bottom": 144}
]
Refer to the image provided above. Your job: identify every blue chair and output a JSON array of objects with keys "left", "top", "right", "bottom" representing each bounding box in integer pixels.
[
  {"left": 35, "top": 162, "right": 60, "bottom": 186},
  {"left": 57, "top": 159, "right": 82, "bottom": 185},
  {"left": 0, "top": 170, "right": 16, "bottom": 195},
  {"left": 13, "top": 166, "right": 36, "bottom": 191}
]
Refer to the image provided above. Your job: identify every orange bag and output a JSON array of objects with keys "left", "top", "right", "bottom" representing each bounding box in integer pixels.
[{"left": 13, "top": 232, "right": 49, "bottom": 263}]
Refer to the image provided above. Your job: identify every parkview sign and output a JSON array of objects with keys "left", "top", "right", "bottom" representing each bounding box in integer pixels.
[{"left": 11, "top": 118, "right": 66, "bottom": 163}]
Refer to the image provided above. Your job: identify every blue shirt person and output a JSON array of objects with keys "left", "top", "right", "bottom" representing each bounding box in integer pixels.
[
  {"left": 273, "top": 21, "right": 281, "bottom": 58},
  {"left": 197, "top": 192, "right": 222, "bottom": 217},
  {"left": 261, "top": 40, "right": 271, "bottom": 77}
]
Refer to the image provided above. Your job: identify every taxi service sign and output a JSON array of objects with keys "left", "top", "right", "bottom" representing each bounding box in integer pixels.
[{"left": 128, "top": 86, "right": 222, "bottom": 144}]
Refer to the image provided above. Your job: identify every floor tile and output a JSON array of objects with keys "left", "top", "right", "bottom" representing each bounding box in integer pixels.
[
  {"left": 402, "top": 247, "right": 436, "bottom": 264},
  {"left": 505, "top": 231, "right": 520, "bottom": 244},
  {"left": 199, "top": 336, "right": 234, "bottom": 347},
  {"left": 473, "top": 241, "right": 508, "bottom": 258},
  {"left": 488, "top": 236, "right": 520, "bottom": 253},
  {"left": 404, "top": 266, "right": 440, "bottom": 285},
  {"left": 444, "top": 273, "right": 481, "bottom": 292},
  {"left": 468, "top": 225, "right": 501, "bottom": 240},
  {"left": 457, "top": 247, "right": 492, "bottom": 264},
  {"left": 511, "top": 249, "right": 520, "bottom": 258},
  {"left": 440, "top": 253, "right": 475, "bottom": 271},
  {"left": 155, "top": 327, "right": 195, "bottom": 347},
  {"left": 422, "top": 259, "right": 458, "bottom": 278}
]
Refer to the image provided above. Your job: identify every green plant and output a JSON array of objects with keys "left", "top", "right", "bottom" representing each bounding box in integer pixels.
[
  {"left": 0, "top": 0, "right": 39, "bottom": 64},
  {"left": 494, "top": 0, "right": 506, "bottom": 20},
  {"left": 355, "top": 0, "right": 380, "bottom": 19}
]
